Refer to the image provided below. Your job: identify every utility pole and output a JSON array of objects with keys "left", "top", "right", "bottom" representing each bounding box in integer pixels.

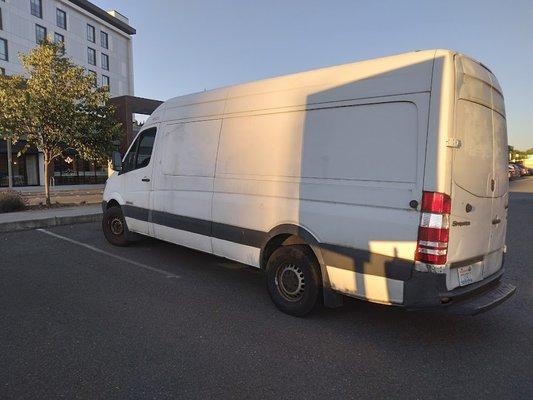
[{"left": 6, "top": 138, "right": 13, "bottom": 188}]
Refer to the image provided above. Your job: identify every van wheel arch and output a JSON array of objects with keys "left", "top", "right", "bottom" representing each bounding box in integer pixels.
[
  {"left": 106, "top": 199, "right": 121, "bottom": 209},
  {"left": 260, "top": 224, "right": 343, "bottom": 309},
  {"left": 259, "top": 224, "right": 324, "bottom": 270}
]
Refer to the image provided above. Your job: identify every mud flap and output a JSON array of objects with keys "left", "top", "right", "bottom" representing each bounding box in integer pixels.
[{"left": 313, "top": 245, "right": 343, "bottom": 308}]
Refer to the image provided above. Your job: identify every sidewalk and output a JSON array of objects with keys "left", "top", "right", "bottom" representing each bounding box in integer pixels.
[
  {"left": 0, "top": 204, "right": 102, "bottom": 233},
  {"left": 14, "top": 184, "right": 105, "bottom": 193},
  {"left": 5, "top": 184, "right": 105, "bottom": 206}
]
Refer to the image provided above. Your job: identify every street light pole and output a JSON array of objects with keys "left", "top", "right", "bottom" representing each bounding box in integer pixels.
[{"left": 6, "top": 138, "right": 13, "bottom": 188}]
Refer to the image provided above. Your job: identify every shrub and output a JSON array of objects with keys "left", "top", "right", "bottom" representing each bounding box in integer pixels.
[{"left": 0, "top": 190, "right": 26, "bottom": 213}]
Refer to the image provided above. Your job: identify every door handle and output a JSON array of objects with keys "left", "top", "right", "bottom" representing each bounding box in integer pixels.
[{"left": 141, "top": 177, "right": 150, "bottom": 182}]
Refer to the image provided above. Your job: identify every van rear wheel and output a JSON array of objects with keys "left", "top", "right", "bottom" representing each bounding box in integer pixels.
[
  {"left": 266, "top": 245, "right": 321, "bottom": 316},
  {"left": 102, "top": 205, "right": 131, "bottom": 247}
]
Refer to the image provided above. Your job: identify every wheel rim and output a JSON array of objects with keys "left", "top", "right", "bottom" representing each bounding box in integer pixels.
[
  {"left": 275, "top": 264, "right": 306, "bottom": 301},
  {"left": 109, "top": 216, "right": 124, "bottom": 236}
]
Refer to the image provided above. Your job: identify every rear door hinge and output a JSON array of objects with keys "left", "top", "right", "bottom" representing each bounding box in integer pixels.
[{"left": 446, "top": 138, "right": 462, "bottom": 148}]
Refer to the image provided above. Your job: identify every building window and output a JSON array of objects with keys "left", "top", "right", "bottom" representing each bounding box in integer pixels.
[
  {"left": 30, "top": 0, "right": 42, "bottom": 19},
  {"left": 88, "top": 70, "right": 97, "bottom": 86},
  {"left": 87, "top": 47, "right": 96, "bottom": 65},
  {"left": 101, "top": 74, "right": 110, "bottom": 89},
  {"left": 54, "top": 32, "right": 64, "bottom": 44},
  {"left": 100, "top": 31, "right": 108, "bottom": 49},
  {"left": 56, "top": 9, "right": 66, "bottom": 30},
  {"left": 87, "top": 24, "right": 95, "bottom": 42},
  {"left": 0, "top": 67, "right": 5, "bottom": 76},
  {"left": 35, "top": 24, "right": 47, "bottom": 44},
  {"left": 0, "top": 7, "right": 3, "bottom": 30},
  {"left": 0, "top": 37, "right": 7, "bottom": 61},
  {"left": 101, "top": 53, "right": 109, "bottom": 70},
  {"left": 54, "top": 32, "right": 65, "bottom": 53}
]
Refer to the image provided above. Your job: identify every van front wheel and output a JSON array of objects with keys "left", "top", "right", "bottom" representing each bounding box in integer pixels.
[
  {"left": 266, "top": 245, "right": 321, "bottom": 316},
  {"left": 102, "top": 205, "right": 131, "bottom": 247}
]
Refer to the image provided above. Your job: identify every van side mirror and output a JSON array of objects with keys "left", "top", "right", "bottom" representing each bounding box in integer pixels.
[{"left": 111, "top": 151, "right": 122, "bottom": 171}]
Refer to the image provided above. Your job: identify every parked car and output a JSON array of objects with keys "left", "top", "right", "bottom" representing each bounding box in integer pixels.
[
  {"left": 102, "top": 49, "right": 515, "bottom": 316},
  {"left": 511, "top": 164, "right": 519, "bottom": 177},
  {"left": 516, "top": 164, "right": 529, "bottom": 176},
  {"left": 509, "top": 164, "right": 520, "bottom": 179},
  {"left": 510, "top": 163, "right": 527, "bottom": 177}
]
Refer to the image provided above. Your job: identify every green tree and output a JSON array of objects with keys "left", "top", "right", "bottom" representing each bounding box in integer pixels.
[{"left": 0, "top": 40, "right": 121, "bottom": 205}]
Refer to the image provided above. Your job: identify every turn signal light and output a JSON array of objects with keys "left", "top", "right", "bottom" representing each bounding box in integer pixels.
[
  {"left": 421, "top": 191, "right": 451, "bottom": 214},
  {"left": 415, "top": 191, "right": 451, "bottom": 269}
]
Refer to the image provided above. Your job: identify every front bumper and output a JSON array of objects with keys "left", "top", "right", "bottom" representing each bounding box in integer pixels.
[{"left": 404, "top": 268, "right": 516, "bottom": 315}]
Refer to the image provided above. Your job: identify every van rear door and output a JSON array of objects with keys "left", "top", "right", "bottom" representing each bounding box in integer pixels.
[
  {"left": 446, "top": 55, "right": 508, "bottom": 290},
  {"left": 487, "top": 107, "right": 508, "bottom": 277}
]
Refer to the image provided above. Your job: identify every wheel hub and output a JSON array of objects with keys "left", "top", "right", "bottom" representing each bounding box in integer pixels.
[
  {"left": 110, "top": 217, "right": 124, "bottom": 235},
  {"left": 276, "top": 264, "right": 305, "bottom": 301}
]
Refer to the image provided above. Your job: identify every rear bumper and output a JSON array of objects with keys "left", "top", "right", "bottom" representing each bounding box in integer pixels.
[
  {"left": 442, "top": 281, "right": 516, "bottom": 315},
  {"left": 403, "top": 267, "right": 516, "bottom": 315}
]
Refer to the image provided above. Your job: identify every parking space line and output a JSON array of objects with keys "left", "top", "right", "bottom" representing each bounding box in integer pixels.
[{"left": 37, "top": 228, "right": 180, "bottom": 279}]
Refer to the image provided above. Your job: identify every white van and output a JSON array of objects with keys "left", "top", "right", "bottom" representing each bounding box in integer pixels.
[{"left": 102, "top": 49, "right": 516, "bottom": 316}]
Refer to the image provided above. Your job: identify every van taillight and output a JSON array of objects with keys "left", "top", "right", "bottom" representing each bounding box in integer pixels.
[
  {"left": 415, "top": 192, "right": 451, "bottom": 269},
  {"left": 421, "top": 191, "right": 451, "bottom": 214}
]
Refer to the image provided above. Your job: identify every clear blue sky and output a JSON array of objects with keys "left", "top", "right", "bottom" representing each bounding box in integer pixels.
[{"left": 94, "top": 0, "right": 532, "bottom": 150}]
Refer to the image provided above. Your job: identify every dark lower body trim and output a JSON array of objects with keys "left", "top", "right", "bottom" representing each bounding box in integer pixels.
[
  {"left": 121, "top": 205, "right": 414, "bottom": 281},
  {"left": 117, "top": 204, "right": 513, "bottom": 312}
]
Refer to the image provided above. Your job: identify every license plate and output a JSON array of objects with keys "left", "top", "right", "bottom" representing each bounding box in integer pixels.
[{"left": 458, "top": 265, "right": 474, "bottom": 286}]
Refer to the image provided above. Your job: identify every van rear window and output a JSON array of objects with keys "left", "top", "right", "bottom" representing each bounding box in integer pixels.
[{"left": 456, "top": 57, "right": 505, "bottom": 117}]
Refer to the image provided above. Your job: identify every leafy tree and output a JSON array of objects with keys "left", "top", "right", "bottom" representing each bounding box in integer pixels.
[{"left": 0, "top": 40, "right": 121, "bottom": 205}]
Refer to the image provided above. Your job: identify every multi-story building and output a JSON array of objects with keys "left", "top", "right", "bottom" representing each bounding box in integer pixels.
[{"left": 0, "top": 0, "right": 136, "bottom": 187}]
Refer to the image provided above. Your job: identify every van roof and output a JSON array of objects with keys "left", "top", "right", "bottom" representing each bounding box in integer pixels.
[
  {"left": 173, "top": 49, "right": 445, "bottom": 100},
  {"left": 147, "top": 49, "right": 461, "bottom": 124}
]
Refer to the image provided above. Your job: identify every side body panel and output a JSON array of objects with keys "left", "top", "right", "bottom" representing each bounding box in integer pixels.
[
  {"left": 105, "top": 50, "right": 443, "bottom": 306},
  {"left": 150, "top": 120, "right": 222, "bottom": 254},
  {"left": 210, "top": 52, "right": 436, "bottom": 304}
]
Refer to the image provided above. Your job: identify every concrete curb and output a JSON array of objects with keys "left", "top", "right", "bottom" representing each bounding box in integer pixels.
[{"left": 0, "top": 213, "right": 102, "bottom": 233}]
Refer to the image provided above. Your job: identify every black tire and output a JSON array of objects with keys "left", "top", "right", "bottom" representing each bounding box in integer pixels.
[
  {"left": 266, "top": 245, "right": 321, "bottom": 316},
  {"left": 102, "top": 205, "right": 131, "bottom": 246}
]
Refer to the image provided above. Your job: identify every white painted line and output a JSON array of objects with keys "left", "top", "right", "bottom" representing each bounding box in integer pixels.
[{"left": 37, "top": 228, "right": 180, "bottom": 279}]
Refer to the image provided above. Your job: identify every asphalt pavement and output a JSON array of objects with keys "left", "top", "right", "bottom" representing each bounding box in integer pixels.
[{"left": 1, "top": 179, "right": 532, "bottom": 399}]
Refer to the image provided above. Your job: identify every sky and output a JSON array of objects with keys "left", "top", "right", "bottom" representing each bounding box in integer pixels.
[{"left": 94, "top": 0, "right": 532, "bottom": 150}]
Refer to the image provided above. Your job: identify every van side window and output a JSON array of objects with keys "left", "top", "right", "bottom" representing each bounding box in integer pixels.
[
  {"left": 136, "top": 130, "right": 156, "bottom": 168},
  {"left": 122, "top": 127, "right": 157, "bottom": 173}
]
